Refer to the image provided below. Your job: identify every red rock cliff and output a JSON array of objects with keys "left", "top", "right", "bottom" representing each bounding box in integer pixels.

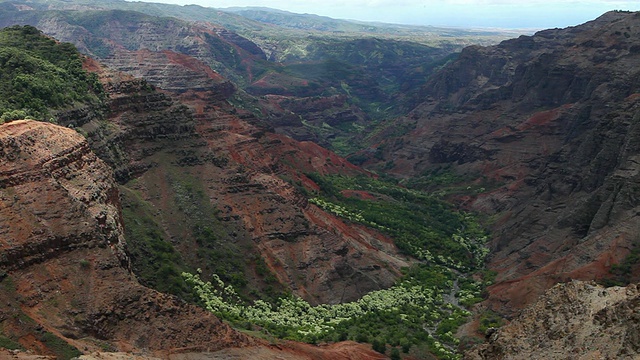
[{"left": 0, "top": 120, "right": 252, "bottom": 356}]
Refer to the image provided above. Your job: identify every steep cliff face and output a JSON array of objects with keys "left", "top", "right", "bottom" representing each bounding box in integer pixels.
[
  {"left": 0, "top": 120, "right": 252, "bottom": 356},
  {"left": 0, "top": 120, "right": 125, "bottom": 269},
  {"left": 0, "top": 119, "right": 397, "bottom": 359},
  {"left": 465, "top": 281, "right": 640, "bottom": 359},
  {"left": 367, "top": 11, "right": 640, "bottom": 312}
]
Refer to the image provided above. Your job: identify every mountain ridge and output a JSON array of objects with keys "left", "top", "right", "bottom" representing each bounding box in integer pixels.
[{"left": 364, "top": 10, "right": 640, "bottom": 313}]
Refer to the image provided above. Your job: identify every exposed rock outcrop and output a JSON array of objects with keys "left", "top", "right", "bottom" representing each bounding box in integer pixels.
[
  {"left": 0, "top": 120, "right": 126, "bottom": 269},
  {"left": 466, "top": 281, "right": 640, "bottom": 359},
  {"left": 0, "top": 120, "right": 252, "bottom": 356}
]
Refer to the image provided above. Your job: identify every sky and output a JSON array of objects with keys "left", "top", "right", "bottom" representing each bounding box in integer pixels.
[{"left": 130, "top": 0, "right": 640, "bottom": 29}]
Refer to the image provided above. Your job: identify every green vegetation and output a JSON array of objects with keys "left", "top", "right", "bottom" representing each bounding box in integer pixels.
[
  {"left": 400, "top": 166, "right": 501, "bottom": 199},
  {"left": 39, "top": 332, "right": 82, "bottom": 360},
  {"left": 185, "top": 265, "right": 472, "bottom": 359},
  {"left": 121, "top": 164, "right": 285, "bottom": 303},
  {"left": 306, "top": 174, "right": 488, "bottom": 270},
  {"left": 602, "top": 240, "right": 640, "bottom": 286},
  {"left": 477, "top": 310, "right": 505, "bottom": 335},
  {"left": 0, "top": 25, "right": 103, "bottom": 123},
  {"left": 404, "top": 166, "right": 471, "bottom": 190},
  {"left": 184, "top": 173, "right": 491, "bottom": 359},
  {"left": 0, "top": 335, "right": 24, "bottom": 351},
  {"left": 165, "top": 170, "right": 256, "bottom": 292},
  {"left": 121, "top": 185, "right": 193, "bottom": 298},
  {"left": 0, "top": 273, "right": 16, "bottom": 293}
]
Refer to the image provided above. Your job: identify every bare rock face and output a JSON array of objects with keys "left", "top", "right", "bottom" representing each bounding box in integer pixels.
[
  {"left": 466, "top": 281, "right": 640, "bottom": 360},
  {"left": 0, "top": 120, "right": 127, "bottom": 269},
  {"left": 0, "top": 120, "right": 252, "bottom": 356},
  {"left": 101, "top": 49, "right": 236, "bottom": 101}
]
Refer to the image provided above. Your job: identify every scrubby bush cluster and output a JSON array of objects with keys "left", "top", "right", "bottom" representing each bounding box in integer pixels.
[{"left": 184, "top": 267, "right": 470, "bottom": 359}]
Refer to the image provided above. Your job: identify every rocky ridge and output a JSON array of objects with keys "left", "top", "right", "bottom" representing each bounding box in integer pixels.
[{"left": 0, "top": 120, "right": 125, "bottom": 270}]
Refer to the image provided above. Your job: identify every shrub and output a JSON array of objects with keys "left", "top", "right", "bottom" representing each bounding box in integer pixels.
[
  {"left": 372, "top": 338, "right": 387, "bottom": 354},
  {"left": 390, "top": 347, "right": 401, "bottom": 360}
]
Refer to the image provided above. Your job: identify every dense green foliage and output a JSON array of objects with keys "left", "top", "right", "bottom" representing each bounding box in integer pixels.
[
  {"left": 185, "top": 174, "right": 491, "bottom": 359},
  {"left": 306, "top": 174, "right": 488, "bottom": 271},
  {"left": 39, "top": 332, "right": 82, "bottom": 360},
  {"left": 121, "top": 186, "right": 192, "bottom": 298},
  {"left": 0, "top": 25, "right": 103, "bottom": 122}
]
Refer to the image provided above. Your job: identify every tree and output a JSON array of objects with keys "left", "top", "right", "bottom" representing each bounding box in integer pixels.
[
  {"left": 390, "top": 347, "right": 401, "bottom": 360},
  {"left": 372, "top": 338, "right": 386, "bottom": 354}
]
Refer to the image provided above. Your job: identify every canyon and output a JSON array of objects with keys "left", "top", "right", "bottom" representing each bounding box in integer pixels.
[
  {"left": 0, "top": 2, "right": 639, "bottom": 359},
  {"left": 0, "top": 118, "right": 387, "bottom": 359},
  {"left": 366, "top": 10, "right": 640, "bottom": 314}
]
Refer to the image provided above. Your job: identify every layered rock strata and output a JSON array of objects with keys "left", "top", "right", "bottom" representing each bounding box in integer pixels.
[{"left": 0, "top": 120, "right": 251, "bottom": 356}]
